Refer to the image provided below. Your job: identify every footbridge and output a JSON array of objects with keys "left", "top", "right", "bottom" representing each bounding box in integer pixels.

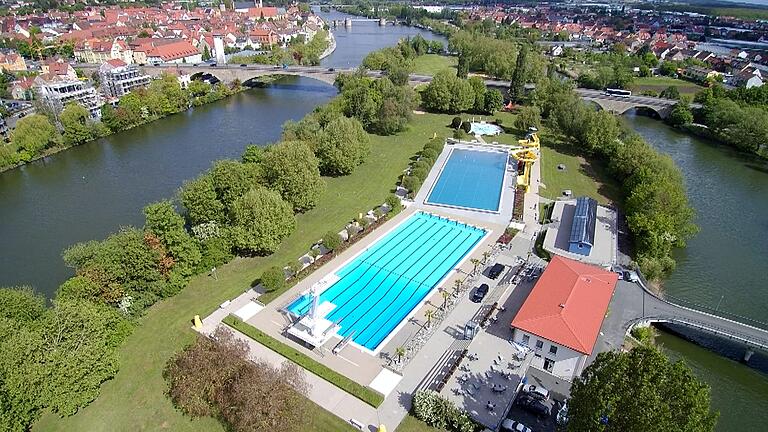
[{"left": 606, "top": 279, "right": 768, "bottom": 362}]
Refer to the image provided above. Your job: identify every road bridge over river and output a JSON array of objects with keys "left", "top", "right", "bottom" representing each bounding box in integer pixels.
[
  {"left": 597, "top": 279, "right": 768, "bottom": 363},
  {"left": 75, "top": 63, "right": 692, "bottom": 117}
]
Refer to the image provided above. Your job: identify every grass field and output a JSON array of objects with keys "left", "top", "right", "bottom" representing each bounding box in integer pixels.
[
  {"left": 537, "top": 132, "right": 619, "bottom": 205},
  {"left": 631, "top": 76, "right": 704, "bottom": 96},
  {"left": 32, "top": 113, "right": 467, "bottom": 432},
  {"left": 412, "top": 54, "right": 457, "bottom": 76},
  {"left": 396, "top": 415, "right": 442, "bottom": 432}
]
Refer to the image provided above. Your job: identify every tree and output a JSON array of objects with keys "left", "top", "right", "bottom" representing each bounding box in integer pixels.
[
  {"left": 509, "top": 46, "right": 527, "bottom": 102},
  {"left": 514, "top": 105, "right": 542, "bottom": 131},
  {"left": 484, "top": 89, "right": 504, "bottom": 114},
  {"left": 424, "top": 308, "right": 434, "bottom": 328},
  {"left": 202, "top": 45, "right": 211, "bottom": 61},
  {"left": 323, "top": 230, "right": 341, "bottom": 251},
  {"left": 165, "top": 327, "right": 308, "bottom": 432},
  {"left": 316, "top": 117, "right": 370, "bottom": 176},
  {"left": 568, "top": 345, "right": 718, "bottom": 432},
  {"left": 60, "top": 103, "right": 94, "bottom": 146},
  {"left": 144, "top": 201, "right": 201, "bottom": 278},
  {"left": 230, "top": 187, "right": 296, "bottom": 255},
  {"left": 179, "top": 174, "right": 226, "bottom": 225},
  {"left": 659, "top": 85, "right": 681, "bottom": 100},
  {"left": 469, "top": 76, "right": 486, "bottom": 113},
  {"left": 260, "top": 266, "right": 286, "bottom": 292},
  {"left": 261, "top": 141, "right": 325, "bottom": 212},
  {"left": 667, "top": 102, "right": 694, "bottom": 127},
  {"left": 210, "top": 159, "right": 261, "bottom": 211},
  {"left": 10, "top": 114, "right": 59, "bottom": 155},
  {"left": 451, "top": 116, "right": 462, "bottom": 128}
]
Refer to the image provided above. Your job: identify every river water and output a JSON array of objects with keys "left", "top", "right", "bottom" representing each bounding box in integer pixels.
[
  {"left": 625, "top": 113, "right": 768, "bottom": 430},
  {"left": 0, "top": 7, "right": 764, "bottom": 429}
]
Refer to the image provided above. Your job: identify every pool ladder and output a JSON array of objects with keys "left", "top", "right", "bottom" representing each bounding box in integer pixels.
[{"left": 333, "top": 330, "right": 356, "bottom": 355}]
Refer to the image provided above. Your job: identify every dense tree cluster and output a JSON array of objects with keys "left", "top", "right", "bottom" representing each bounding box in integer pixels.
[
  {"left": 335, "top": 71, "right": 419, "bottom": 135},
  {"left": 421, "top": 71, "right": 503, "bottom": 114},
  {"left": 533, "top": 78, "right": 697, "bottom": 279},
  {"left": 568, "top": 345, "right": 717, "bottom": 432},
  {"left": 448, "top": 31, "right": 545, "bottom": 81},
  {"left": 0, "top": 287, "right": 132, "bottom": 432},
  {"left": 165, "top": 328, "right": 309, "bottom": 432},
  {"left": 1, "top": 73, "right": 236, "bottom": 171},
  {"left": 685, "top": 85, "right": 768, "bottom": 157}
]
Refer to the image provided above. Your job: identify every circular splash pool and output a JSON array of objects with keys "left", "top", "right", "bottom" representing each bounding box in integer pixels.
[{"left": 470, "top": 122, "right": 503, "bottom": 136}]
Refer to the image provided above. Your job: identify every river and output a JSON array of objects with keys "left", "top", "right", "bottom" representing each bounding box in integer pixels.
[
  {"left": 625, "top": 113, "right": 768, "bottom": 431},
  {"left": 0, "top": 7, "right": 764, "bottom": 429}
]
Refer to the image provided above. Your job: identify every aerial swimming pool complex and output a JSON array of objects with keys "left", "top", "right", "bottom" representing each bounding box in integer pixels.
[
  {"left": 425, "top": 148, "right": 508, "bottom": 213},
  {"left": 286, "top": 212, "right": 486, "bottom": 352}
]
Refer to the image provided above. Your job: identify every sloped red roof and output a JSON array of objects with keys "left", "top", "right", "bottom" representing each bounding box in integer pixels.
[{"left": 511, "top": 256, "right": 618, "bottom": 355}]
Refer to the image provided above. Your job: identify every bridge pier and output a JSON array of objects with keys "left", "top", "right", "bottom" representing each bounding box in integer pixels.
[
  {"left": 744, "top": 349, "right": 755, "bottom": 363},
  {"left": 344, "top": 17, "right": 352, "bottom": 28}
]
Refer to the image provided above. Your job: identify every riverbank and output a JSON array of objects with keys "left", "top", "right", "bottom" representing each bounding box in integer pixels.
[
  {"left": 320, "top": 30, "right": 336, "bottom": 60},
  {"left": 0, "top": 83, "right": 239, "bottom": 174}
]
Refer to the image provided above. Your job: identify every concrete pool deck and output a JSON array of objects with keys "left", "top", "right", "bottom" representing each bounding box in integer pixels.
[{"left": 414, "top": 140, "right": 517, "bottom": 226}]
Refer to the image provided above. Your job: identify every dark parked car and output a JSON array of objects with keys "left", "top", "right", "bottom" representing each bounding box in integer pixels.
[
  {"left": 516, "top": 393, "right": 551, "bottom": 418},
  {"left": 328, "top": 67, "right": 335, "bottom": 72},
  {"left": 240, "top": 64, "right": 247, "bottom": 67},
  {"left": 488, "top": 263, "right": 505, "bottom": 279},
  {"left": 471, "top": 283, "right": 489, "bottom": 303}
]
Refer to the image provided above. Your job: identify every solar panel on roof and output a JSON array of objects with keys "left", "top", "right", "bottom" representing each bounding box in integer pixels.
[{"left": 569, "top": 197, "right": 597, "bottom": 246}]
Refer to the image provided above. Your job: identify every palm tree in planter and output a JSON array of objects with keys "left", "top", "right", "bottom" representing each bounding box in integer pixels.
[
  {"left": 482, "top": 251, "right": 491, "bottom": 264},
  {"left": 424, "top": 309, "right": 435, "bottom": 328},
  {"left": 441, "top": 290, "right": 452, "bottom": 310},
  {"left": 395, "top": 346, "right": 406, "bottom": 364},
  {"left": 453, "top": 278, "right": 463, "bottom": 297},
  {"left": 470, "top": 258, "right": 480, "bottom": 274}
]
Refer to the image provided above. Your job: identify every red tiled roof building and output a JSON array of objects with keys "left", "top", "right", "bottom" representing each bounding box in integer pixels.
[{"left": 510, "top": 256, "right": 618, "bottom": 379}]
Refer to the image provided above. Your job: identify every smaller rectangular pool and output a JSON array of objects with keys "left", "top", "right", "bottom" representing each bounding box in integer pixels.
[{"left": 425, "top": 147, "right": 508, "bottom": 212}]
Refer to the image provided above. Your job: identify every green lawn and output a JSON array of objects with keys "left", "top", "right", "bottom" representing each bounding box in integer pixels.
[
  {"left": 395, "top": 415, "right": 442, "bottom": 432},
  {"left": 538, "top": 132, "right": 619, "bottom": 205},
  {"left": 32, "top": 113, "right": 461, "bottom": 432},
  {"left": 412, "top": 54, "right": 457, "bottom": 76},
  {"left": 631, "top": 76, "right": 704, "bottom": 96}
]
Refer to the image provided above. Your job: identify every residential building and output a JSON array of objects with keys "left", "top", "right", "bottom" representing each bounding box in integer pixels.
[
  {"left": 510, "top": 256, "right": 618, "bottom": 380},
  {"left": 0, "top": 51, "right": 27, "bottom": 72},
  {"left": 98, "top": 59, "right": 151, "bottom": 98},
  {"left": 10, "top": 77, "right": 35, "bottom": 100},
  {"left": 145, "top": 40, "right": 202, "bottom": 64},
  {"left": 682, "top": 66, "right": 721, "bottom": 82},
  {"left": 41, "top": 59, "right": 77, "bottom": 80},
  {"left": 731, "top": 70, "right": 764, "bottom": 88},
  {"left": 34, "top": 74, "right": 102, "bottom": 118}
]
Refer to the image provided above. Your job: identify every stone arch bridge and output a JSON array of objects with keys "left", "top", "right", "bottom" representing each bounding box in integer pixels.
[{"left": 575, "top": 88, "right": 702, "bottom": 119}]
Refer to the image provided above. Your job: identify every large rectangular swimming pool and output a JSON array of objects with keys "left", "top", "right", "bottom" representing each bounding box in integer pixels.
[
  {"left": 425, "top": 148, "right": 508, "bottom": 212},
  {"left": 286, "top": 212, "right": 486, "bottom": 352}
]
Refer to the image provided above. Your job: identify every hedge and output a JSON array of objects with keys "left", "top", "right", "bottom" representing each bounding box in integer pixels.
[{"left": 223, "top": 315, "right": 385, "bottom": 407}]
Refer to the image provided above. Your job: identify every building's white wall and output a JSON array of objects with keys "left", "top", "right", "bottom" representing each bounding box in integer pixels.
[{"left": 512, "top": 328, "right": 586, "bottom": 380}]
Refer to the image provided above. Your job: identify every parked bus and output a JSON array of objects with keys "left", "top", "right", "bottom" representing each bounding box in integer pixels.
[{"left": 604, "top": 88, "right": 632, "bottom": 98}]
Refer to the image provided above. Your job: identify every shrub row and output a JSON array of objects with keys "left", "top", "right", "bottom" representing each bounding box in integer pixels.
[{"left": 401, "top": 140, "right": 445, "bottom": 197}]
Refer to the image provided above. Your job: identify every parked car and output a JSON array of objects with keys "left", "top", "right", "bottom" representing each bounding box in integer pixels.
[
  {"left": 240, "top": 64, "right": 247, "bottom": 67},
  {"left": 523, "top": 384, "right": 550, "bottom": 401},
  {"left": 500, "top": 419, "right": 532, "bottom": 432},
  {"left": 488, "top": 263, "right": 505, "bottom": 279},
  {"left": 471, "top": 283, "right": 489, "bottom": 303},
  {"left": 328, "top": 67, "right": 335, "bottom": 72},
  {"left": 516, "top": 393, "right": 552, "bottom": 418}
]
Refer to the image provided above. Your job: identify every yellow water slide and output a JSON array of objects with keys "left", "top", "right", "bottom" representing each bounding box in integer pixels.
[{"left": 510, "top": 128, "right": 540, "bottom": 193}]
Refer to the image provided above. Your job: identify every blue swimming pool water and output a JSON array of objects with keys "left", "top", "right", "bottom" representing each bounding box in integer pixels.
[
  {"left": 286, "top": 212, "right": 486, "bottom": 351},
  {"left": 470, "top": 122, "right": 503, "bottom": 136},
  {"left": 426, "top": 148, "right": 507, "bottom": 212}
]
